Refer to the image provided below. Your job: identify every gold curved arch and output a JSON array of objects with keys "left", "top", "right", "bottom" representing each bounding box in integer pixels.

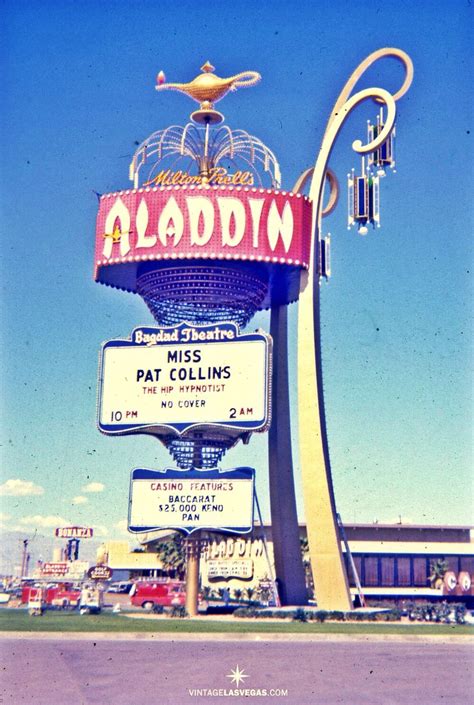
[
  {"left": 293, "top": 167, "right": 339, "bottom": 217},
  {"left": 330, "top": 47, "right": 413, "bottom": 121},
  {"left": 322, "top": 169, "right": 339, "bottom": 216},
  {"left": 308, "top": 87, "right": 396, "bottom": 211},
  {"left": 292, "top": 167, "right": 312, "bottom": 194},
  {"left": 298, "top": 83, "right": 399, "bottom": 610}
]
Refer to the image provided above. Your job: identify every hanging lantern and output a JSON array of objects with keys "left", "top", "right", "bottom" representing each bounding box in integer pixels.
[
  {"left": 347, "top": 157, "right": 380, "bottom": 235},
  {"left": 319, "top": 234, "right": 331, "bottom": 280},
  {"left": 367, "top": 108, "right": 396, "bottom": 177}
]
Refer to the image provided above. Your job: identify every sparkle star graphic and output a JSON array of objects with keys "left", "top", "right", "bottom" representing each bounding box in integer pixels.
[{"left": 226, "top": 666, "right": 249, "bottom": 687}]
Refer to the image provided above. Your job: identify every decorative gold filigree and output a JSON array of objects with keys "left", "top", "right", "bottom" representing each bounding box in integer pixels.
[{"left": 294, "top": 48, "right": 414, "bottom": 224}]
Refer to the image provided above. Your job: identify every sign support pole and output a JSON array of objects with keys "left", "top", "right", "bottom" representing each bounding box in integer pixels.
[
  {"left": 269, "top": 304, "right": 308, "bottom": 605},
  {"left": 185, "top": 533, "right": 200, "bottom": 617},
  {"left": 254, "top": 490, "right": 280, "bottom": 608}
]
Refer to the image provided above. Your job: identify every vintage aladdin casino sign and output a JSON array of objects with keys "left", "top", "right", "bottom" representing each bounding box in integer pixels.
[
  {"left": 94, "top": 186, "right": 312, "bottom": 294},
  {"left": 91, "top": 54, "right": 417, "bottom": 613}
]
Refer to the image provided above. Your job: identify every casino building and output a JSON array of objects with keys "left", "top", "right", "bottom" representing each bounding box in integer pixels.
[{"left": 97, "top": 521, "right": 474, "bottom": 604}]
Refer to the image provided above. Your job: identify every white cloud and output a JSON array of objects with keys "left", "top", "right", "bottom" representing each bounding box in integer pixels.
[
  {"left": 93, "top": 525, "right": 109, "bottom": 538},
  {"left": 0, "top": 512, "right": 11, "bottom": 527},
  {"left": 114, "top": 519, "right": 130, "bottom": 536},
  {"left": 82, "top": 482, "right": 105, "bottom": 493},
  {"left": 72, "top": 496, "right": 88, "bottom": 505},
  {"left": 0, "top": 479, "right": 44, "bottom": 497},
  {"left": 18, "top": 515, "right": 70, "bottom": 529}
]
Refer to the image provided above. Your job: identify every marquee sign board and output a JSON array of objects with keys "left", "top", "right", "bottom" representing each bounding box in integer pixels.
[
  {"left": 128, "top": 467, "right": 255, "bottom": 535},
  {"left": 55, "top": 527, "right": 94, "bottom": 539},
  {"left": 94, "top": 186, "right": 312, "bottom": 291},
  {"left": 87, "top": 565, "right": 113, "bottom": 581},
  {"left": 40, "top": 561, "right": 89, "bottom": 580},
  {"left": 207, "top": 559, "right": 254, "bottom": 580},
  {"left": 98, "top": 323, "right": 271, "bottom": 435},
  {"left": 41, "top": 562, "right": 69, "bottom": 577}
]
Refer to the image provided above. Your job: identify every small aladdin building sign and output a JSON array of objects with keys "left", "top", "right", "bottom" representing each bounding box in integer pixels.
[
  {"left": 200, "top": 534, "right": 267, "bottom": 587},
  {"left": 207, "top": 559, "right": 253, "bottom": 580}
]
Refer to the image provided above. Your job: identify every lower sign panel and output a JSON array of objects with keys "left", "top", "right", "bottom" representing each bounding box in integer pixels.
[{"left": 128, "top": 467, "right": 255, "bottom": 535}]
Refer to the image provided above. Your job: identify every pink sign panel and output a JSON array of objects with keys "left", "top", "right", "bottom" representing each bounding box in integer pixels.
[
  {"left": 41, "top": 562, "right": 69, "bottom": 576},
  {"left": 94, "top": 185, "right": 312, "bottom": 290}
]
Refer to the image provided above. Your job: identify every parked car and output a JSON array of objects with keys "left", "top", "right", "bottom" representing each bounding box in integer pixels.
[{"left": 107, "top": 581, "right": 134, "bottom": 594}]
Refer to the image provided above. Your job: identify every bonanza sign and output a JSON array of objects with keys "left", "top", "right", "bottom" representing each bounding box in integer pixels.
[
  {"left": 98, "top": 323, "right": 271, "bottom": 435},
  {"left": 55, "top": 527, "right": 94, "bottom": 539},
  {"left": 94, "top": 186, "right": 312, "bottom": 292},
  {"left": 128, "top": 467, "right": 255, "bottom": 535}
]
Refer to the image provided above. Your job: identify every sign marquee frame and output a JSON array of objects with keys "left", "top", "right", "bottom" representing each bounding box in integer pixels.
[
  {"left": 41, "top": 562, "right": 69, "bottom": 577},
  {"left": 94, "top": 186, "right": 312, "bottom": 307},
  {"left": 128, "top": 466, "right": 255, "bottom": 535},
  {"left": 87, "top": 565, "right": 113, "bottom": 581},
  {"left": 55, "top": 527, "right": 94, "bottom": 539},
  {"left": 97, "top": 322, "right": 272, "bottom": 436}
]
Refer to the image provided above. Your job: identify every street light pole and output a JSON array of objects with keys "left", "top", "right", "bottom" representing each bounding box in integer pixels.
[
  {"left": 297, "top": 49, "right": 413, "bottom": 610},
  {"left": 20, "top": 539, "right": 29, "bottom": 578}
]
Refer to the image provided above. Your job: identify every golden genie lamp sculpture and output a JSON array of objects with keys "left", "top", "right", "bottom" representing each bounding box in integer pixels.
[{"left": 155, "top": 61, "right": 261, "bottom": 124}]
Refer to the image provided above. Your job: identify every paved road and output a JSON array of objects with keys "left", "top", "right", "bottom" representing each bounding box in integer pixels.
[{"left": 1, "top": 637, "right": 472, "bottom": 705}]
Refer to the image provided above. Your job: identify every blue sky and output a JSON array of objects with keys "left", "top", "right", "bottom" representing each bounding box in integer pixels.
[{"left": 1, "top": 0, "right": 472, "bottom": 551}]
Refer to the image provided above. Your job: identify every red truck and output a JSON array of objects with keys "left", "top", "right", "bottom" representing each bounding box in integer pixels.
[
  {"left": 129, "top": 580, "right": 187, "bottom": 609},
  {"left": 21, "top": 584, "right": 81, "bottom": 608}
]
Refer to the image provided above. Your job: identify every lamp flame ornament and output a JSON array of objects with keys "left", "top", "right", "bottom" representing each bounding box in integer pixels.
[{"left": 93, "top": 48, "right": 413, "bottom": 611}]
